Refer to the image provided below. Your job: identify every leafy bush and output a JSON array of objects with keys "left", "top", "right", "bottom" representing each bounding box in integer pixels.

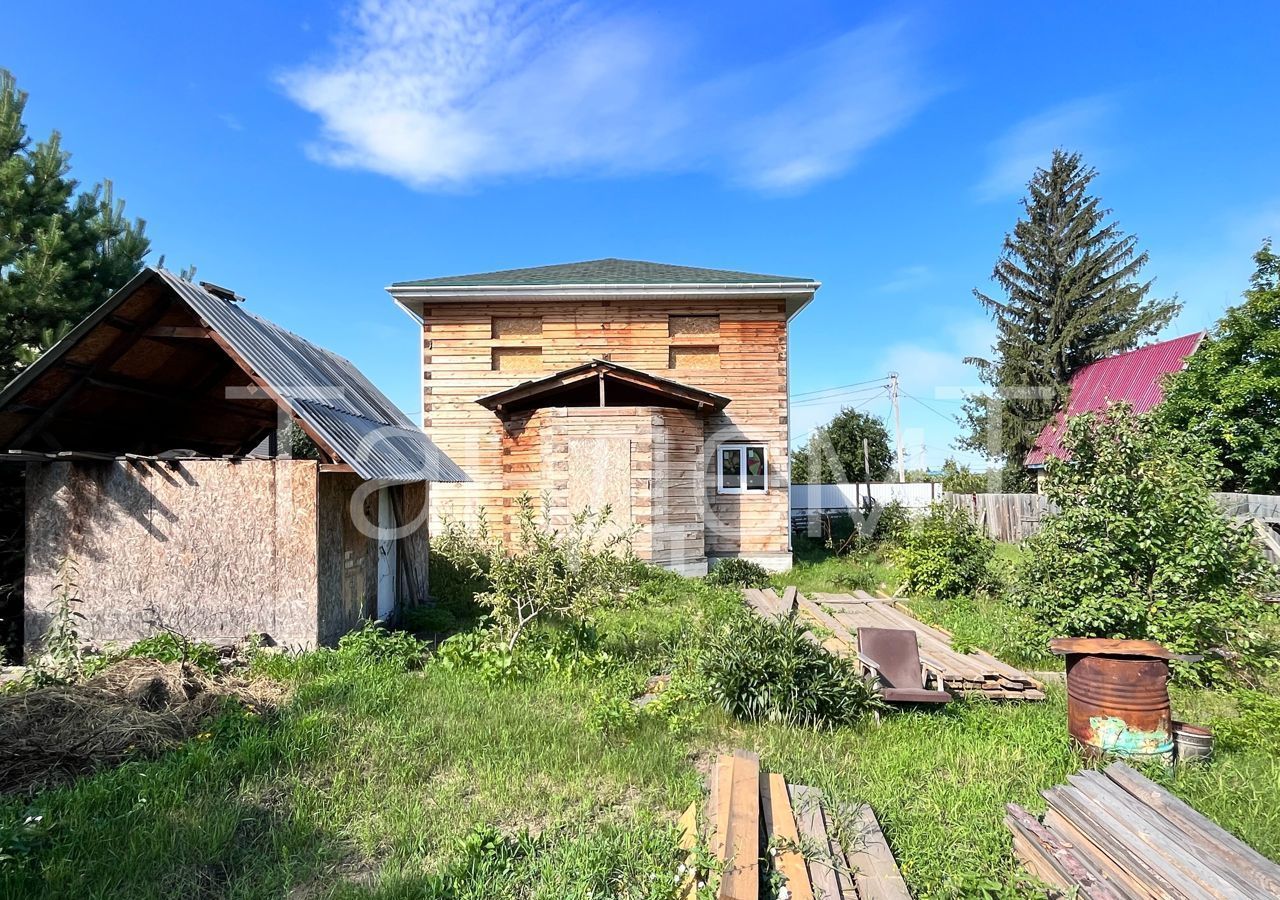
[
  {"left": 872, "top": 500, "right": 912, "bottom": 547},
  {"left": 894, "top": 503, "right": 995, "bottom": 599},
  {"left": 1212, "top": 690, "right": 1280, "bottom": 755},
  {"left": 699, "top": 610, "right": 879, "bottom": 728},
  {"left": 117, "top": 633, "right": 220, "bottom": 675},
  {"left": 336, "top": 621, "right": 430, "bottom": 671},
  {"left": 401, "top": 604, "right": 460, "bottom": 637},
  {"left": 704, "top": 558, "right": 771, "bottom": 588},
  {"left": 1016, "top": 406, "right": 1279, "bottom": 683},
  {"left": 428, "top": 515, "right": 493, "bottom": 622},
  {"left": 473, "top": 495, "right": 639, "bottom": 650}
]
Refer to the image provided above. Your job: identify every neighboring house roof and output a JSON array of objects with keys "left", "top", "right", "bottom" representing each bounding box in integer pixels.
[
  {"left": 476, "top": 359, "right": 731, "bottom": 415},
  {"left": 392, "top": 257, "right": 815, "bottom": 288},
  {"left": 0, "top": 267, "right": 467, "bottom": 484},
  {"left": 387, "top": 257, "right": 821, "bottom": 319},
  {"left": 1025, "top": 331, "right": 1205, "bottom": 468}
]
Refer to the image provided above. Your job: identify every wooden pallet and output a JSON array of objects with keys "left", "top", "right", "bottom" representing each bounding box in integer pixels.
[
  {"left": 679, "top": 751, "right": 910, "bottom": 900},
  {"left": 744, "top": 587, "right": 1046, "bottom": 701},
  {"left": 1006, "top": 762, "right": 1280, "bottom": 899}
]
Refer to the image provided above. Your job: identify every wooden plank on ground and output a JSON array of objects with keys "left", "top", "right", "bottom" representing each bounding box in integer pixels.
[
  {"left": 1039, "top": 788, "right": 1177, "bottom": 900},
  {"left": 1104, "top": 763, "right": 1280, "bottom": 898},
  {"left": 844, "top": 803, "right": 911, "bottom": 900},
  {"left": 677, "top": 801, "right": 699, "bottom": 900},
  {"left": 761, "top": 772, "right": 814, "bottom": 900},
  {"left": 789, "top": 784, "right": 846, "bottom": 900},
  {"left": 781, "top": 585, "right": 797, "bottom": 614},
  {"left": 1005, "top": 804, "right": 1135, "bottom": 900},
  {"left": 1070, "top": 772, "right": 1256, "bottom": 899},
  {"left": 718, "top": 751, "right": 760, "bottom": 900}
]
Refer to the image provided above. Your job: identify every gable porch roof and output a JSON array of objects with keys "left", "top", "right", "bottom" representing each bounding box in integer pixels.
[{"left": 476, "top": 359, "right": 730, "bottom": 415}]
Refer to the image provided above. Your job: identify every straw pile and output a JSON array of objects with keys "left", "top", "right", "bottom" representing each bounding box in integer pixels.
[{"left": 0, "top": 658, "right": 283, "bottom": 795}]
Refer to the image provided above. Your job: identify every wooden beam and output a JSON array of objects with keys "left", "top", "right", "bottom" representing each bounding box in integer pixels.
[
  {"left": 144, "top": 325, "right": 212, "bottom": 339},
  {"left": 9, "top": 298, "right": 172, "bottom": 449},
  {"left": 83, "top": 374, "right": 277, "bottom": 423},
  {"left": 319, "top": 463, "right": 356, "bottom": 474}
]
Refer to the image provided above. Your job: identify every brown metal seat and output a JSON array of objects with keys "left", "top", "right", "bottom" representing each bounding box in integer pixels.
[{"left": 857, "top": 627, "right": 951, "bottom": 709}]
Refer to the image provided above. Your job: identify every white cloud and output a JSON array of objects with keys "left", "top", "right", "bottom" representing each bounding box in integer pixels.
[
  {"left": 878, "top": 264, "right": 934, "bottom": 293},
  {"left": 975, "top": 96, "right": 1115, "bottom": 202},
  {"left": 279, "top": 0, "right": 936, "bottom": 191}
]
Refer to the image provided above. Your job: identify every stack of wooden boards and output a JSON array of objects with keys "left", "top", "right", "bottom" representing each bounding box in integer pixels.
[
  {"left": 1005, "top": 762, "right": 1280, "bottom": 899},
  {"left": 743, "top": 587, "right": 1045, "bottom": 701},
  {"left": 676, "top": 750, "right": 909, "bottom": 900}
]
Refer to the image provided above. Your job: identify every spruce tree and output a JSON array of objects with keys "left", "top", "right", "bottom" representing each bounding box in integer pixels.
[{"left": 961, "top": 150, "right": 1178, "bottom": 484}]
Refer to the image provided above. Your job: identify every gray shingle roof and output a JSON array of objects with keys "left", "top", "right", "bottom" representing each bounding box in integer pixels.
[{"left": 392, "top": 258, "right": 815, "bottom": 288}]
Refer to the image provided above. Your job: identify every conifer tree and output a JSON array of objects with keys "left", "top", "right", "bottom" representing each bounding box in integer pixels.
[{"left": 961, "top": 150, "right": 1178, "bottom": 483}]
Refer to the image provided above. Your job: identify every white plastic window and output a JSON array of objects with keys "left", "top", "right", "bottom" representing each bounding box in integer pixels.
[{"left": 718, "top": 444, "right": 767, "bottom": 494}]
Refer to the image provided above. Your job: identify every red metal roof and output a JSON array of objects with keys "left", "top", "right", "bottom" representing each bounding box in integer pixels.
[{"left": 1026, "top": 332, "right": 1205, "bottom": 467}]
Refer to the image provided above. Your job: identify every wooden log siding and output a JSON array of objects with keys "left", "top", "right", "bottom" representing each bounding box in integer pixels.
[{"left": 422, "top": 299, "right": 790, "bottom": 557}]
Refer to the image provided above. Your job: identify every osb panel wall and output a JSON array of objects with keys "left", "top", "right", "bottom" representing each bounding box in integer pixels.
[
  {"left": 422, "top": 299, "right": 788, "bottom": 557},
  {"left": 316, "top": 473, "right": 379, "bottom": 645},
  {"left": 24, "top": 460, "right": 319, "bottom": 653},
  {"left": 497, "top": 407, "right": 704, "bottom": 566}
]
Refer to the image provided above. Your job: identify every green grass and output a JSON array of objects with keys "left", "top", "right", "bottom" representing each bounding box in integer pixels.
[{"left": 1, "top": 549, "right": 1277, "bottom": 899}]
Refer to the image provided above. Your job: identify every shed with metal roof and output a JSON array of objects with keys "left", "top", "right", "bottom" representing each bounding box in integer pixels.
[{"left": 0, "top": 268, "right": 466, "bottom": 657}]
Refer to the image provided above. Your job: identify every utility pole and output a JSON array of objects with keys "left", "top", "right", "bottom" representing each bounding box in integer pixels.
[{"left": 889, "top": 372, "right": 905, "bottom": 483}]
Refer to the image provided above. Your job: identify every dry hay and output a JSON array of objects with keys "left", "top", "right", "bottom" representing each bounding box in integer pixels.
[{"left": 0, "top": 658, "right": 286, "bottom": 796}]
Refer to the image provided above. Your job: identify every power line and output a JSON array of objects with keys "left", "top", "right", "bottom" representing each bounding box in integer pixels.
[
  {"left": 791, "top": 376, "right": 890, "bottom": 400},
  {"left": 900, "top": 388, "right": 964, "bottom": 425},
  {"left": 790, "top": 389, "right": 888, "bottom": 446},
  {"left": 791, "top": 386, "right": 890, "bottom": 408}
]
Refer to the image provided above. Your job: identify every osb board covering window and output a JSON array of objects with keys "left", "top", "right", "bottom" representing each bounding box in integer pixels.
[
  {"left": 492, "top": 347, "right": 542, "bottom": 371},
  {"left": 669, "top": 345, "right": 720, "bottom": 369},
  {"left": 567, "top": 436, "right": 632, "bottom": 540},
  {"left": 492, "top": 316, "right": 543, "bottom": 339},
  {"left": 669, "top": 314, "right": 719, "bottom": 337}
]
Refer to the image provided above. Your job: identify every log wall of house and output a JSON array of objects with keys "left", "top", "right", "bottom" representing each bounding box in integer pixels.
[
  {"left": 421, "top": 299, "right": 789, "bottom": 560},
  {"left": 24, "top": 459, "right": 319, "bottom": 652}
]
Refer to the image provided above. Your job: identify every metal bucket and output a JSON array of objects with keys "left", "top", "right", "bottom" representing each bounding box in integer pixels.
[
  {"left": 1173, "top": 721, "right": 1214, "bottom": 763},
  {"left": 1050, "top": 638, "right": 1196, "bottom": 764}
]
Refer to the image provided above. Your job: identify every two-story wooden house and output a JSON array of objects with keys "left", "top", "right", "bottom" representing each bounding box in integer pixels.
[{"left": 388, "top": 259, "right": 819, "bottom": 574}]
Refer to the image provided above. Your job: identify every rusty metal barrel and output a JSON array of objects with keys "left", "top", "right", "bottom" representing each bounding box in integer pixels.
[{"left": 1049, "top": 638, "right": 1197, "bottom": 763}]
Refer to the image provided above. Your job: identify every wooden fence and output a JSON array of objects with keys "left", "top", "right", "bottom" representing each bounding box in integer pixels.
[{"left": 945, "top": 490, "right": 1280, "bottom": 546}]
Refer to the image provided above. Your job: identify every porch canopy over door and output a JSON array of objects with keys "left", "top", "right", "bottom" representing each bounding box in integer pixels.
[{"left": 475, "top": 358, "right": 730, "bottom": 416}]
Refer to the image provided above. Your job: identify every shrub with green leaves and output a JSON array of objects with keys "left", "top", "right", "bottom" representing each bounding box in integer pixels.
[
  {"left": 474, "top": 495, "right": 639, "bottom": 650},
  {"left": 1016, "top": 405, "right": 1279, "bottom": 682},
  {"left": 894, "top": 503, "right": 996, "bottom": 599},
  {"left": 117, "top": 633, "right": 220, "bottom": 675},
  {"left": 336, "top": 621, "right": 430, "bottom": 671},
  {"left": 699, "top": 609, "right": 879, "bottom": 728},
  {"left": 704, "top": 557, "right": 771, "bottom": 588}
]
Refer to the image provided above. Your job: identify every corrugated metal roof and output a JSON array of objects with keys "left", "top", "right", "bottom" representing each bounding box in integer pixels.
[
  {"left": 153, "top": 269, "right": 466, "bottom": 484},
  {"left": 1026, "top": 332, "right": 1204, "bottom": 467},
  {"left": 392, "top": 257, "right": 816, "bottom": 287}
]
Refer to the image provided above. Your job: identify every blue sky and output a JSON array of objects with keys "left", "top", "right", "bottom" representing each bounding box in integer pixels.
[{"left": 4, "top": 1, "right": 1278, "bottom": 469}]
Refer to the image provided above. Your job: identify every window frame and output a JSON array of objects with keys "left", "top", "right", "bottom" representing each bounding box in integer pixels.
[{"left": 717, "top": 443, "right": 768, "bottom": 495}]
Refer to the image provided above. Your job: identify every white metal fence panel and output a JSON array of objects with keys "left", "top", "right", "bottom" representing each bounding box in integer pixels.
[{"left": 789, "top": 482, "right": 941, "bottom": 515}]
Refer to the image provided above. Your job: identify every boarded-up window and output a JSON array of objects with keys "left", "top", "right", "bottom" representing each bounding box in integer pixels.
[
  {"left": 492, "top": 317, "right": 542, "bottom": 339},
  {"left": 669, "top": 315, "right": 719, "bottom": 337},
  {"left": 669, "top": 346, "right": 719, "bottom": 369},
  {"left": 492, "top": 347, "right": 542, "bottom": 372}
]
